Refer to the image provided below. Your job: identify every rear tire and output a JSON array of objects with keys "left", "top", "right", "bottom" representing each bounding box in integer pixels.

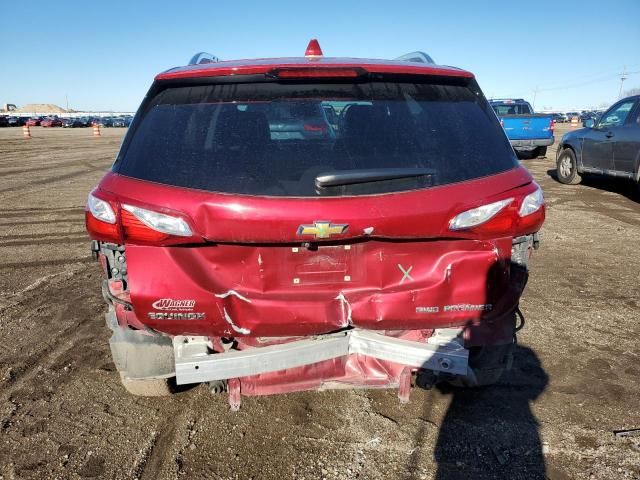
[
  {"left": 119, "top": 372, "right": 174, "bottom": 396},
  {"left": 556, "top": 148, "right": 582, "bottom": 184},
  {"left": 535, "top": 146, "right": 547, "bottom": 158}
]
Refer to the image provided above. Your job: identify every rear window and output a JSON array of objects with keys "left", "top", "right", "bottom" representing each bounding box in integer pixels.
[
  {"left": 116, "top": 79, "right": 517, "bottom": 196},
  {"left": 491, "top": 102, "right": 532, "bottom": 115}
]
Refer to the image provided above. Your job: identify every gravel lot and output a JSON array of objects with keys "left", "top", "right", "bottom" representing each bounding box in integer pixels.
[{"left": 0, "top": 125, "right": 638, "bottom": 480}]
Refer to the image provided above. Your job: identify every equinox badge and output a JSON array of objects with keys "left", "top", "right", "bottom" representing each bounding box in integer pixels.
[{"left": 297, "top": 221, "right": 348, "bottom": 239}]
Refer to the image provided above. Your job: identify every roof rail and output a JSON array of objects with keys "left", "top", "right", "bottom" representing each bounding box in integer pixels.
[
  {"left": 188, "top": 52, "right": 220, "bottom": 65},
  {"left": 395, "top": 51, "right": 435, "bottom": 64}
]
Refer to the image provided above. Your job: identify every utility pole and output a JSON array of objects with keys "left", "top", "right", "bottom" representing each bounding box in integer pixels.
[
  {"left": 532, "top": 86, "right": 539, "bottom": 109},
  {"left": 619, "top": 66, "right": 628, "bottom": 99},
  {"left": 65, "top": 94, "right": 69, "bottom": 111}
]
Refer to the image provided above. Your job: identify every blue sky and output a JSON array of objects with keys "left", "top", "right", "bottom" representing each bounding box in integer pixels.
[{"left": 1, "top": 0, "right": 638, "bottom": 112}]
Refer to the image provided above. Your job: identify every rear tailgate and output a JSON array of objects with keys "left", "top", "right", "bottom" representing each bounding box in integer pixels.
[
  {"left": 501, "top": 114, "right": 553, "bottom": 141},
  {"left": 98, "top": 75, "right": 542, "bottom": 340},
  {"left": 125, "top": 236, "right": 518, "bottom": 337},
  {"left": 101, "top": 169, "right": 535, "bottom": 339}
]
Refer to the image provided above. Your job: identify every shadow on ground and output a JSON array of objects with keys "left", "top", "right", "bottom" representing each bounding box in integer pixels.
[
  {"left": 405, "top": 345, "right": 549, "bottom": 480},
  {"left": 546, "top": 168, "right": 639, "bottom": 203}
]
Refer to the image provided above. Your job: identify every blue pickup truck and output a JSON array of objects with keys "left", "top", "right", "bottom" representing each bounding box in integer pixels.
[{"left": 490, "top": 99, "right": 554, "bottom": 158}]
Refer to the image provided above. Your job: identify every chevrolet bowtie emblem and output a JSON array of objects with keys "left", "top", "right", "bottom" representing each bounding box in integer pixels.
[{"left": 297, "top": 221, "right": 348, "bottom": 239}]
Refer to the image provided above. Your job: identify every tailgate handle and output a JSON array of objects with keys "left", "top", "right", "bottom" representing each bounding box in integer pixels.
[{"left": 605, "top": 132, "right": 614, "bottom": 138}]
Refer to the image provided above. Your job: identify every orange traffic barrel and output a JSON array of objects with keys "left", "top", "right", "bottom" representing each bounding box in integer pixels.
[
  {"left": 570, "top": 117, "right": 579, "bottom": 128},
  {"left": 93, "top": 124, "right": 101, "bottom": 137},
  {"left": 22, "top": 124, "right": 31, "bottom": 138}
]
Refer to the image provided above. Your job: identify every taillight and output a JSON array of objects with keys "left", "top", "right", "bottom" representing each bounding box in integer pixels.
[
  {"left": 449, "top": 198, "right": 513, "bottom": 231},
  {"left": 519, "top": 186, "right": 544, "bottom": 217},
  {"left": 87, "top": 193, "right": 115, "bottom": 223},
  {"left": 550, "top": 119, "right": 555, "bottom": 133},
  {"left": 517, "top": 185, "right": 545, "bottom": 232},
  {"left": 120, "top": 208, "right": 170, "bottom": 242},
  {"left": 121, "top": 204, "right": 192, "bottom": 241},
  {"left": 85, "top": 191, "right": 199, "bottom": 244},
  {"left": 448, "top": 184, "right": 545, "bottom": 236},
  {"left": 85, "top": 193, "right": 120, "bottom": 243}
]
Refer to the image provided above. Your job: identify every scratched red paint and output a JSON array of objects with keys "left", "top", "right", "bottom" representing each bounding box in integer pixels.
[{"left": 95, "top": 167, "right": 542, "bottom": 347}]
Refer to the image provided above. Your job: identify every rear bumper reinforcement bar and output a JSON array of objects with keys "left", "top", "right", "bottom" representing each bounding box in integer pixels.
[{"left": 173, "top": 329, "right": 468, "bottom": 385}]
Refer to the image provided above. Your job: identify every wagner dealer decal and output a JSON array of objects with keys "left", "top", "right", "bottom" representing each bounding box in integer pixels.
[
  {"left": 149, "top": 298, "right": 204, "bottom": 319},
  {"left": 151, "top": 298, "right": 196, "bottom": 311}
]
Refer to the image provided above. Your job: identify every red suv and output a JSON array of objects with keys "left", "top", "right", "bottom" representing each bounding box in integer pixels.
[
  {"left": 86, "top": 41, "right": 545, "bottom": 407},
  {"left": 41, "top": 117, "right": 63, "bottom": 127}
]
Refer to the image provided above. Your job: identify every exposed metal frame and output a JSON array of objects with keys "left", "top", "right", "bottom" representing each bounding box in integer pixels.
[{"left": 173, "top": 328, "right": 468, "bottom": 385}]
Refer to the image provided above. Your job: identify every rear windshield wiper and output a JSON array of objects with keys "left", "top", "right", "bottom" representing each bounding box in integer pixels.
[{"left": 315, "top": 168, "right": 436, "bottom": 188}]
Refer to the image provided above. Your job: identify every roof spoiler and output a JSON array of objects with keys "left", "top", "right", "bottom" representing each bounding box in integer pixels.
[
  {"left": 395, "top": 51, "right": 435, "bottom": 64},
  {"left": 188, "top": 52, "right": 220, "bottom": 65}
]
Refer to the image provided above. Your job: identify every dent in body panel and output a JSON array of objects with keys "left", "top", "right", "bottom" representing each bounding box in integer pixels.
[{"left": 125, "top": 238, "right": 516, "bottom": 338}]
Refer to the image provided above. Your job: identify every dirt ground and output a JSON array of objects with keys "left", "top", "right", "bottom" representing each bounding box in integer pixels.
[{"left": 0, "top": 125, "right": 638, "bottom": 480}]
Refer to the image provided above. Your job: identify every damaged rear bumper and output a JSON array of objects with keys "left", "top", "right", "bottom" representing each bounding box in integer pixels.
[{"left": 173, "top": 328, "right": 468, "bottom": 385}]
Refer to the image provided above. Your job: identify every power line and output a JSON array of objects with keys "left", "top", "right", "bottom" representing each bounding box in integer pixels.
[
  {"left": 491, "top": 65, "right": 640, "bottom": 107},
  {"left": 537, "top": 70, "right": 640, "bottom": 93}
]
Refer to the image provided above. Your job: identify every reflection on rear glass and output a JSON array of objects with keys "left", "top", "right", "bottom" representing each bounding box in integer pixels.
[{"left": 117, "top": 82, "right": 517, "bottom": 197}]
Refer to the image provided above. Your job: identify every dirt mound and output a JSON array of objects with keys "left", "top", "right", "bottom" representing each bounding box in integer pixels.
[{"left": 13, "top": 103, "right": 69, "bottom": 113}]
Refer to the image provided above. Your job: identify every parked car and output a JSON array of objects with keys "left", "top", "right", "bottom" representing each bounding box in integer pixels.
[
  {"left": 41, "top": 117, "right": 63, "bottom": 127},
  {"left": 556, "top": 95, "right": 640, "bottom": 186},
  {"left": 92, "top": 117, "right": 114, "bottom": 127},
  {"left": 62, "top": 118, "right": 85, "bottom": 128},
  {"left": 490, "top": 99, "right": 554, "bottom": 158},
  {"left": 566, "top": 112, "right": 580, "bottom": 122},
  {"left": 26, "top": 117, "right": 42, "bottom": 126},
  {"left": 580, "top": 111, "right": 597, "bottom": 122},
  {"left": 112, "top": 116, "right": 133, "bottom": 127},
  {"left": 552, "top": 113, "right": 568, "bottom": 123},
  {"left": 85, "top": 40, "right": 545, "bottom": 403},
  {"left": 7, "top": 116, "right": 28, "bottom": 127},
  {"left": 0, "top": 116, "right": 8, "bottom": 127}
]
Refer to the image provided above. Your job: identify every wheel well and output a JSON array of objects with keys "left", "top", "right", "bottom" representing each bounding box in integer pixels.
[{"left": 559, "top": 144, "right": 575, "bottom": 155}]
